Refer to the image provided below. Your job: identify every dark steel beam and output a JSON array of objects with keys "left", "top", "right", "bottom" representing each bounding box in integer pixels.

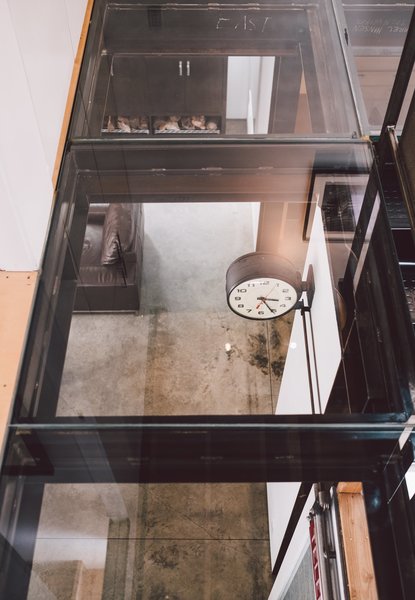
[
  {"left": 364, "top": 441, "right": 415, "bottom": 600},
  {"left": 4, "top": 416, "right": 407, "bottom": 484},
  {"left": 271, "top": 482, "right": 313, "bottom": 580}
]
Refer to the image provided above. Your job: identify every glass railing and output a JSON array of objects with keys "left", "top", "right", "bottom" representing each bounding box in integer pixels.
[
  {"left": 341, "top": 0, "right": 415, "bottom": 133},
  {"left": 13, "top": 140, "right": 415, "bottom": 422},
  {"left": 2, "top": 2, "right": 415, "bottom": 599},
  {"left": 70, "top": 0, "right": 361, "bottom": 139}
]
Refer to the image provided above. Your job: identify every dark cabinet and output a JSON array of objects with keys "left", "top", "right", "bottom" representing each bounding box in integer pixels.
[
  {"left": 183, "top": 57, "right": 225, "bottom": 114},
  {"left": 146, "top": 57, "right": 186, "bottom": 114},
  {"left": 109, "top": 55, "right": 151, "bottom": 115},
  {"left": 105, "top": 54, "right": 226, "bottom": 134},
  {"left": 145, "top": 56, "right": 226, "bottom": 114}
]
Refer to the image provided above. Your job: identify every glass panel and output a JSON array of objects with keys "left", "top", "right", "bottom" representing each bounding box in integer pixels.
[
  {"left": 4, "top": 2, "right": 415, "bottom": 598},
  {"left": 12, "top": 140, "right": 415, "bottom": 421},
  {"left": 26, "top": 482, "right": 272, "bottom": 599},
  {"left": 343, "top": 0, "right": 415, "bottom": 132},
  {"left": 61, "top": 200, "right": 297, "bottom": 417},
  {"left": 70, "top": 1, "right": 359, "bottom": 138},
  {"left": 0, "top": 422, "right": 406, "bottom": 600},
  {"left": 20, "top": 141, "right": 415, "bottom": 421},
  {"left": 0, "top": 421, "right": 407, "bottom": 600}
]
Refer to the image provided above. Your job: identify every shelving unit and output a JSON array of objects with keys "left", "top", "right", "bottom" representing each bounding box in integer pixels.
[
  {"left": 102, "top": 114, "right": 221, "bottom": 135},
  {"left": 100, "top": 55, "right": 226, "bottom": 136}
]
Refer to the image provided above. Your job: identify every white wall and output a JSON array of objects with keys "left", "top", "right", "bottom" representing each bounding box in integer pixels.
[
  {"left": 226, "top": 56, "right": 261, "bottom": 119},
  {"left": 255, "top": 57, "right": 275, "bottom": 134},
  {"left": 0, "top": 0, "right": 87, "bottom": 270},
  {"left": 267, "top": 488, "right": 314, "bottom": 600},
  {"left": 267, "top": 205, "right": 342, "bottom": 598}
]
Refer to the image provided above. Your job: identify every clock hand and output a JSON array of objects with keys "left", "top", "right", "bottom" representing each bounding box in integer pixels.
[
  {"left": 257, "top": 297, "right": 280, "bottom": 302},
  {"left": 256, "top": 296, "right": 276, "bottom": 312},
  {"left": 262, "top": 299, "right": 275, "bottom": 313}
]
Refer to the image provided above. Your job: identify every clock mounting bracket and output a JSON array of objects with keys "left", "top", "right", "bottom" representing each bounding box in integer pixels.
[{"left": 294, "top": 264, "right": 315, "bottom": 312}]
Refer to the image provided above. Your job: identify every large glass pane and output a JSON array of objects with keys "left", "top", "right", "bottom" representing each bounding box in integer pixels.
[
  {"left": 343, "top": 0, "right": 415, "bottom": 132},
  {"left": 26, "top": 482, "right": 272, "bottom": 599},
  {"left": 3, "top": 1, "right": 415, "bottom": 598},
  {"left": 11, "top": 141, "right": 415, "bottom": 422},
  {"left": 71, "top": 0, "right": 359, "bottom": 138},
  {"left": 0, "top": 423, "right": 407, "bottom": 599},
  {"left": 2, "top": 415, "right": 411, "bottom": 600},
  {"left": 19, "top": 143, "right": 415, "bottom": 419}
]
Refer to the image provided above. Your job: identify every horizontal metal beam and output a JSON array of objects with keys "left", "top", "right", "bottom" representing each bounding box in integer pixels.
[{"left": 5, "top": 415, "right": 408, "bottom": 484}]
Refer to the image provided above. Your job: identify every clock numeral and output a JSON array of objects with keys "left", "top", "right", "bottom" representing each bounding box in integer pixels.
[
  {"left": 280, "top": 304, "right": 286, "bottom": 308},
  {"left": 247, "top": 283, "right": 255, "bottom": 287},
  {"left": 237, "top": 288, "right": 247, "bottom": 293},
  {"left": 238, "top": 304, "right": 244, "bottom": 308},
  {"left": 235, "top": 296, "right": 241, "bottom": 301},
  {"left": 246, "top": 309, "right": 252, "bottom": 313},
  {"left": 285, "top": 296, "right": 292, "bottom": 301},
  {"left": 282, "top": 288, "right": 289, "bottom": 293},
  {"left": 271, "top": 309, "right": 277, "bottom": 313},
  {"left": 258, "top": 310, "right": 264, "bottom": 315},
  {"left": 260, "top": 281, "right": 270, "bottom": 286}
]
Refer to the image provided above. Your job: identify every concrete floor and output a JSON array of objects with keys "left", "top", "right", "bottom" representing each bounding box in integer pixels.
[
  {"left": 34, "top": 203, "right": 296, "bottom": 598},
  {"left": 58, "top": 203, "right": 293, "bottom": 417},
  {"left": 28, "top": 483, "right": 273, "bottom": 599}
]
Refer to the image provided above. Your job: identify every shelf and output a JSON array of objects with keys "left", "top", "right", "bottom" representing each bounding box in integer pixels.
[{"left": 101, "top": 114, "right": 221, "bottom": 135}]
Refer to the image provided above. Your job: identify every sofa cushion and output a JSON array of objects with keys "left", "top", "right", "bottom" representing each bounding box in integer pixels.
[
  {"left": 80, "top": 223, "right": 103, "bottom": 267},
  {"left": 78, "top": 263, "right": 135, "bottom": 286},
  {"left": 101, "top": 203, "right": 137, "bottom": 265}
]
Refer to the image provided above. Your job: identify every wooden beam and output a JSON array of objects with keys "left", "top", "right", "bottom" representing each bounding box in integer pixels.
[
  {"left": 338, "top": 488, "right": 378, "bottom": 600},
  {"left": 337, "top": 482, "right": 363, "bottom": 494},
  {"left": 0, "top": 272, "right": 37, "bottom": 458},
  {"left": 52, "top": 0, "right": 95, "bottom": 189}
]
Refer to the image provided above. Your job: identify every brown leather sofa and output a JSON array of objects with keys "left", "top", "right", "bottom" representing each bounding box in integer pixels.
[{"left": 74, "top": 202, "right": 144, "bottom": 312}]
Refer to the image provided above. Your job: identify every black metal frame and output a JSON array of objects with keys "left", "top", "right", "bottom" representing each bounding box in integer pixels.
[
  {"left": 6, "top": 139, "right": 415, "bottom": 598},
  {"left": 2, "top": 1, "right": 415, "bottom": 599}
]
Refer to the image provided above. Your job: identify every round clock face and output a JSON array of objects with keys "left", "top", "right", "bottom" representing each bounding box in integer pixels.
[
  {"left": 227, "top": 277, "right": 299, "bottom": 319},
  {"left": 226, "top": 252, "right": 301, "bottom": 320}
]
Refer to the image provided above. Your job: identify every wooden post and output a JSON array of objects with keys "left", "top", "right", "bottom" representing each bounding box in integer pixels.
[{"left": 337, "top": 482, "right": 378, "bottom": 600}]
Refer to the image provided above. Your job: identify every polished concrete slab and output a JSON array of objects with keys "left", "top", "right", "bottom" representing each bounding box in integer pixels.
[
  {"left": 28, "top": 483, "right": 273, "bottom": 599},
  {"left": 43, "top": 203, "right": 295, "bottom": 597},
  {"left": 58, "top": 310, "right": 291, "bottom": 416},
  {"left": 58, "top": 202, "right": 293, "bottom": 417}
]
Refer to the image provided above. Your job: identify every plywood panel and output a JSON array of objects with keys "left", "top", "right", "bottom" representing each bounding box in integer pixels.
[
  {"left": 0, "top": 272, "right": 37, "bottom": 456},
  {"left": 338, "top": 490, "right": 378, "bottom": 600}
]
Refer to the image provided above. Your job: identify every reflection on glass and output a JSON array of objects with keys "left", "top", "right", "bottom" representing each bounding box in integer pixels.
[
  {"left": 72, "top": 2, "right": 359, "bottom": 137},
  {"left": 27, "top": 483, "right": 273, "bottom": 599},
  {"left": 2, "top": 477, "right": 365, "bottom": 600},
  {"left": 60, "top": 202, "right": 296, "bottom": 417},
  {"left": 278, "top": 173, "right": 369, "bottom": 416},
  {"left": 57, "top": 172, "right": 377, "bottom": 419},
  {"left": 344, "top": 1, "right": 415, "bottom": 130}
]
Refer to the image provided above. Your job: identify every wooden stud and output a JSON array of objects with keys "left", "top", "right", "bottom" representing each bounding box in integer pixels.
[
  {"left": 338, "top": 489, "right": 378, "bottom": 599},
  {"left": 337, "top": 482, "right": 363, "bottom": 494}
]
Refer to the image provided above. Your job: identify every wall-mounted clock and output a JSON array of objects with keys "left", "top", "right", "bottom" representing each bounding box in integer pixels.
[{"left": 226, "top": 252, "right": 303, "bottom": 320}]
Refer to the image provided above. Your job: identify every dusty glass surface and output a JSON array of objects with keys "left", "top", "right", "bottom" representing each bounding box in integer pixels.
[
  {"left": 3, "top": 2, "right": 415, "bottom": 599},
  {"left": 71, "top": 0, "right": 360, "bottom": 137},
  {"left": 16, "top": 140, "right": 414, "bottom": 420},
  {"left": 343, "top": 0, "right": 415, "bottom": 131},
  {"left": 24, "top": 482, "right": 273, "bottom": 600}
]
